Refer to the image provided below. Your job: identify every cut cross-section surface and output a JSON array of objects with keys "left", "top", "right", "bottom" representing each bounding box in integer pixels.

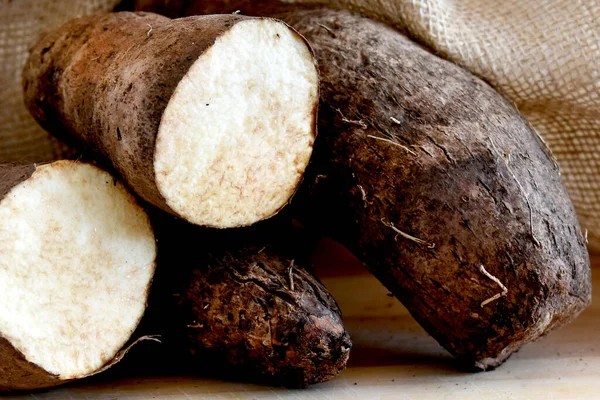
[
  {"left": 155, "top": 18, "right": 318, "bottom": 227},
  {"left": 0, "top": 161, "right": 156, "bottom": 391}
]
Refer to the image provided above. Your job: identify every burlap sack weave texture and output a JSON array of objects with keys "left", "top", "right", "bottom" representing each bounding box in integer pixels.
[
  {"left": 0, "top": 0, "right": 119, "bottom": 162},
  {"left": 1, "top": 0, "right": 598, "bottom": 249}
]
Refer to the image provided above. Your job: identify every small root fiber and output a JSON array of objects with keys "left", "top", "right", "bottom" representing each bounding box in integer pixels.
[
  {"left": 337, "top": 108, "right": 367, "bottom": 129},
  {"left": 289, "top": 260, "right": 295, "bottom": 291},
  {"left": 489, "top": 137, "right": 540, "bottom": 247},
  {"left": 367, "top": 135, "right": 417, "bottom": 156},
  {"left": 357, "top": 185, "right": 367, "bottom": 206},
  {"left": 318, "top": 24, "right": 334, "bottom": 35},
  {"left": 478, "top": 265, "right": 508, "bottom": 307},
  {"left": 381, "top": 218, "right": 435, "bottom": 249}
]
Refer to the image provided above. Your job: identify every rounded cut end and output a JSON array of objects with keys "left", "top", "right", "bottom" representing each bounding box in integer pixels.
[
  {"left": 0, "top": 161, "right": 156, "bottom": 379},
  {"left": 154, "top": 18, "right": 318, "bottom": 228}
]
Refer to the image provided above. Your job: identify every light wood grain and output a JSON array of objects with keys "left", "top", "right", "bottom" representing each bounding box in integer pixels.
[{"left": 6, "top": 250, "right": 598, "bottom": 399}]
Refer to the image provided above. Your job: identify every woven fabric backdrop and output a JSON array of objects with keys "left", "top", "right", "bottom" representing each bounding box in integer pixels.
[
  {"left": 0, "top": 0, "right": 119, "bottom": 162},
  {"left": 1, "top": 0, "right": 598, "bottom": 249}
]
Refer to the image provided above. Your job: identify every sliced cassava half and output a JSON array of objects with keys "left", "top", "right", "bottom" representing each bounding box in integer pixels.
[
  {"left": 23, "top": 12, "right": 318, "bottom": 228},
  {"left": 0, "top": 161, "right": 156, "bottom": 391}
]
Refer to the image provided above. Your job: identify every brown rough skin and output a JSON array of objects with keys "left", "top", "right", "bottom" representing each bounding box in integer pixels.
[
  {"left": 0, "top": 336, "right": 61, "bottom": 391},
  {"left": 282, "top": 10, "right": 592, "bottom": 370},
  {"left": 145, "top": 6, "right": 593, "bottom": 369},
  {"left": 0, "top": 163, "right": 35, "bottom": 200},
  {"left": 151, "top": 217, "right": 351, "bottom": 387},
  {"left": 0, "top": 163, "right": 62, "bottom": 391},
  {"left": 22, "top": 11, "right": 311, "bottom": 226}
]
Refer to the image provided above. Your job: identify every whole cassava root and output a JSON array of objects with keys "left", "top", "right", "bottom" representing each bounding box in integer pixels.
[
  {"left": 277, "top": 10, "right": 591, "bottom": 369},
  {"left": 0, "top": 161, "right": 156, "bottom": 391},
  {"left": 23, "top": 11, "right": 318, "bottom": 228},
  {"left": 152, "top": 6, "right": 592, "bottom": 369},
  {"left": 149, "top": 217, "right": 351, "bottom": 387}
]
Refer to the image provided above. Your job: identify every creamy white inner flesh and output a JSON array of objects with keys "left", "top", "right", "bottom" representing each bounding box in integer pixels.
[
  {"left": 155, "top": 19, "right": 318, "bottom": 228},
  {"left": 0, "top": 161, "right": 156, "bottom": 379}
]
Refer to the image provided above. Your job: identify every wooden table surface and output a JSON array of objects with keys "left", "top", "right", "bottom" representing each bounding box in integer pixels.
[{"left": 6, "top": 245, "right": 599, "bottom": 399}]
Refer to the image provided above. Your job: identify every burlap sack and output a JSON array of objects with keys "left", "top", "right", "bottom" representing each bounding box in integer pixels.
[
  {"left": 1, "top": 0, "right": 598, "bottom": 249},
  {"left": 0, "top": 0, "right": 119, "bottom": 162}
]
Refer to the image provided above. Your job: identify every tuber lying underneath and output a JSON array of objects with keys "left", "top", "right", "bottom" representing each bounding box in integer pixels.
[
  {"left": 23, "top": 11, "right": 318, "bottom": 228},
  {"left": 150, "top": 218, "right": 351, "bottom": 387},
  {"left": 0, "top": 161, "right": 156, "bottom": 391}
]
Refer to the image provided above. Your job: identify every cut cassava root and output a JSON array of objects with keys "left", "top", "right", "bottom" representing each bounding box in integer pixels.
[
  {"left": 154, "top": 5, "right": 593, "bottom": 369},
  {"left": 0, "top": 161, "right": 156, "bottom": 391},
  {"left": 149, "top": 218, "right": 351, "bottom": 387},
  {"left": 23, "top": 12, "right": 318, "bottom": 228}
]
